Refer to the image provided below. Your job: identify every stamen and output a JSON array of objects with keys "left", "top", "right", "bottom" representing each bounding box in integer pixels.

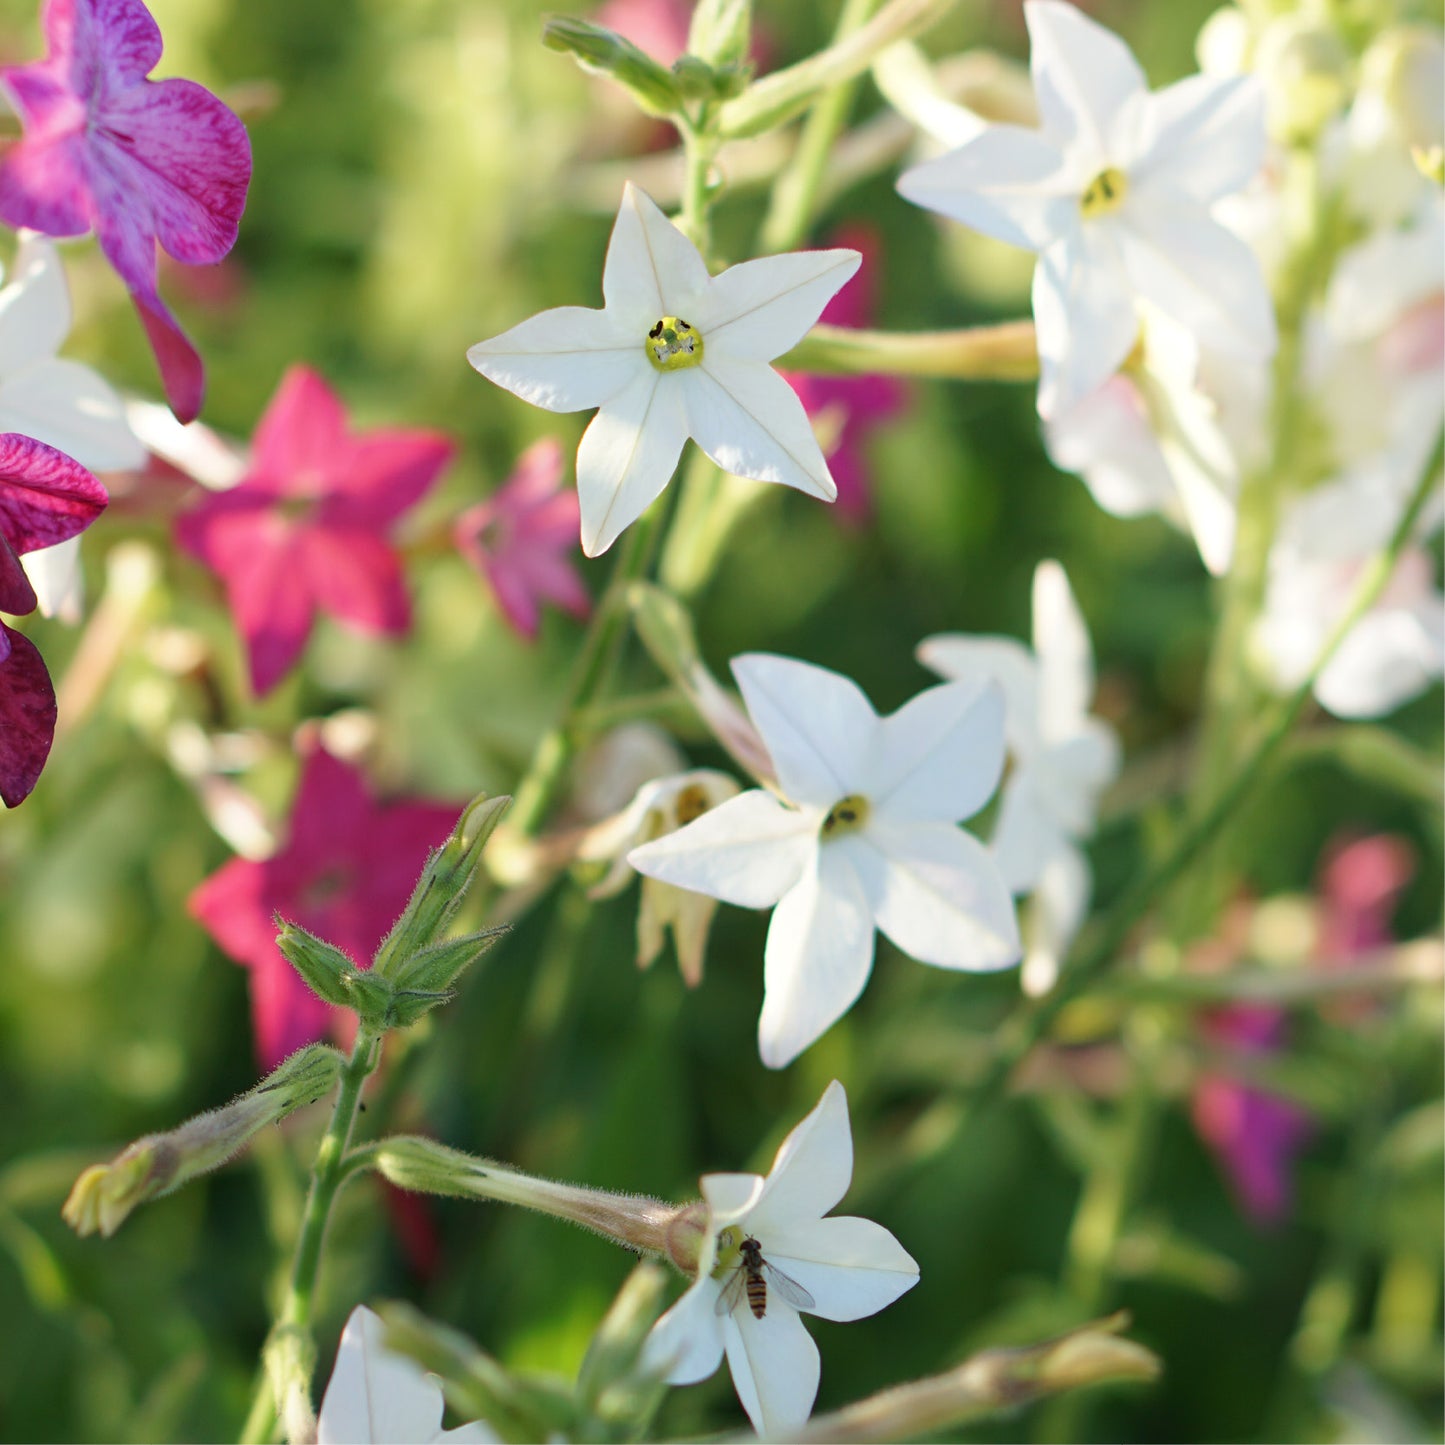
[
  {"left": 1080, "top": 166, "right": 1128, "bottom": 219},
  {"left": 645, "top": 316, "right": 704, "bottom": 371},
  {"left": 820, "top": 794, "right": 870, "bottom": 839}
]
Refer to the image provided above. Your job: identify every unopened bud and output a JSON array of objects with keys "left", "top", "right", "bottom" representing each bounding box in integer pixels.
[
  {"left": 687, "top": 0, "right": 752, "bottom": 69},
  {"left": 1255, "top": 16, "right": 1350, "bottom": 143},
  {"left": 372, "top": 793, "right": 510, "bottom": 979},
  {"left": 542, "top": 16, "right": 684, "bottom": 118},
  {"left": 63, "top": 1044, "right": 343, "bottom": 1237},
  {"left": 389, "top": 926, "right": 509, "bottom": 1003},
  {"left": 1363, "top": 26, "right": 1445, "bottom": 156},
  {"left": 577, "top": 1262, "right": 671, "bottom": 1424},
  {"left": 275, "top": 917, "right": 362, "bottom": 1010}
]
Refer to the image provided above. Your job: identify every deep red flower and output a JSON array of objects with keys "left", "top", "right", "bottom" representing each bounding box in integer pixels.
[
  {"left": 174, "top": 366, "right": 454, "bottom": 696},
  {"left": 188, "top": 746, "right": 461, "bottom": 1068}
]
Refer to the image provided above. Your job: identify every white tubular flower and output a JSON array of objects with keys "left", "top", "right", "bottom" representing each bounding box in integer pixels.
[
  {"left": 628, "top": 654, "right": 1020, "bottom": 1068},
  {"left": 918, "top": 561, "right": 1119, "bottom": 990},
  {"left": 896, "top": 0, "right": 1276, "bottom": 417},
  {"left": 644, "top": 1080, "right": 919, "bottom": 1438},
  {"left": 317, "top": 1306, "right": 496, "bottom": 1445},
  {"left": 467, "top": 183, "right": 860, "bottom": 557}
]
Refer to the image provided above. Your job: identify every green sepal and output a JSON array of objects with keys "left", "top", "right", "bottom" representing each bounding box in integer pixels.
[
  {"left": 541, "top": 16, "right": 684, "bottom": 118},
  {"left": 275, "top": 918, "right": 363, "bottom": 1010}
]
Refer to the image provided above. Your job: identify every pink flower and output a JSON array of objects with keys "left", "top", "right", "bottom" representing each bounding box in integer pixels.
[
  {"left": 1319, "top": 833, "right": 1414, "bottom": 962},
  {"left": 0, "top": 433, "right": 106, "bottom": 806},
  {"left": 781, "top": 226, "right": 907, "bottom": 523},
  {"left": 174, "top": 366, "right": 454, "bottom": 696},
  {"left": 0, "top": 0, "right": 253, "bottom": 422},
  {"left": 453, "top": 438, "right": 589, "bottom": 641},
  {"left": 188, "top": 746, "right": 460, "bottom": 1068}
]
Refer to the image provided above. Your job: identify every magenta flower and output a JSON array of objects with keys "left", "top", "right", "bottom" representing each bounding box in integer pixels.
[
  {"left": 453, "top": 438, "right": 590, "bottom": 641},
  {"left": 0, "top": 0, "right": 253, "bottom": 423},
  {"left": 0, "top": 433, "right": 106, "bottom": 806},
  {"left": 174, "top": 366, "right": 454, "bottom": 696},
  {"left": 188, "top": 746, "right": 461, "bottom": 1068},
  {"left": 782, "top": 225, "right": 908, "bottom": 523}
]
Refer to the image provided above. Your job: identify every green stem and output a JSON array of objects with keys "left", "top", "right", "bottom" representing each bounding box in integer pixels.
[
  {"left": 967, "top": 430, "right": 1443, "bottom": 1118},
  {"left": 678, "top": 122, "right": 719, "bottom": 259},
  {"left": 240, "top": 1027, "right": 382, "bottom": 1445},
  {"left": 779, "top": 320, "right": 1038, "bottom": 379},
  {"left": 760, "top": 0, "right": 883, "bottom": 253}
]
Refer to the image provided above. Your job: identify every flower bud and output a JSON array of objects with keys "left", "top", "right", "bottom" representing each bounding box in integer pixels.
[
  {"left": 1362, "top": 26, "right": 1445, "bottom": 157},
  {"left": 63, "top": 1044, "right": 343, "bottom": 1237},
  {"left": 541, "top": 17, "right": 684, "bottom": 118},
  {"left": 275, "top": 917, "right": 362, "bottom": 1010},
  {"left": 388, "top": 926, "right": 509, "bottom": 1006},
  {"left": 577, "top": 1262, "right": 671, "bottom": 1427},
  {"left": 1254, "top": 16, "right": 1350, "bottom": 143},
  {"left": 372, "top": 793, "right": 510, "bottom": 979},
  {"left": 687, "top": 0, "right": 752, "bottom": 69}
]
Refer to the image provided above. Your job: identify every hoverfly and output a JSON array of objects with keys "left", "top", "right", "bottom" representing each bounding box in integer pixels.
[{"left": 715, "top": 1236, "right": 816, "bottom": 1320}]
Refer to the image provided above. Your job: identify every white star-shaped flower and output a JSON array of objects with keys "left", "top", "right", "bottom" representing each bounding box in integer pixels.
[
  {"left": 896, "top": 0, "right": 1277, "bottom": 417},
  {"left": 628, "top": 654, "right": 1020, "bottom": 1068},
  {"left": 643, "top": 1080, "right": 919, "bottom": 1438},
  {"left": 918, "top": 562, "right": 1120, "bottom": 994},
  {"left": 467, "top": 183, "right": 860, "bottom": 557},
  {"left": 317, "top": 1306, "right": 496, "bottom": 1445}
]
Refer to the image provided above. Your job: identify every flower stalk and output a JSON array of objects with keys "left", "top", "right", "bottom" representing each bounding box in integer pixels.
[{"left": 778, "top": 320, "right": 1038, "bottom": 380}]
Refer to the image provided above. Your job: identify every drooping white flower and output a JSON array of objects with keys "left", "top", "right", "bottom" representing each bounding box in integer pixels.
[
  {"left": 643, "top": 1080, "right": 919, "bottom": 1438},
  {"left": 918, "top": 561, "right": 1119, "bottom": 992},
  {"left": 0, "top": 234, "right": 145, "bottom": 619},
  {"left": 468, "top": 183, "right": 860, "bottom": 557},
  {"left": 317, "top": 1306, "right": 496, "bottom": 1445},
  {"left": 896, "top": 0, "right": 1276, "bottom": 417},
  {"left": 628, "top": 654, "right": 1020, "bottom": 1067}
]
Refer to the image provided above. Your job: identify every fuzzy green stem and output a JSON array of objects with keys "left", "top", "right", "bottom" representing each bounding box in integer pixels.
[
  {"left": 779, "top": 320, "right": 1038, "bottom": 379},
  {"left": 678, "top": 122, "right": 719, "bottom": 259}
]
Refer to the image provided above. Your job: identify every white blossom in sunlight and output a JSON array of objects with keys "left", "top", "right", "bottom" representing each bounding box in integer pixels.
[
  {"left": 317, "top": 1306, "right": 496, "bottom": 1445},
  {"left": 0, "top": 234, "right": 145, "bottom": 619},
  {"left": 468, "top": 183, "right": 860, "bottom": 557},
  {"left": 629, "top": 654, "right": 1019, "bottom": 1068},
  {"left": 918, "top": 561, "right": 1119, "bottom": 993},
  {"left": 896, "top": 0, "right": 1276, "bottom": 418},
  {"left": 643, "top": 1080, "right": 918, "bottom": 1438}
]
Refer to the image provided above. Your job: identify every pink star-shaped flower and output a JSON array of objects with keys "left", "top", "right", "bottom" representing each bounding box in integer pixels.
[
  {"left": 453, "top": 438, "right": 590, "bottom": 641},
  {"left": 0, "top": 433, "right": 107, "bottom": 806},
  {"left": 188, "top": 746, "right": 461, "bottom": 1068},
  {"left": 174, "top": 366, "right": 454, "bottom": 696},
  {"left": 781, "top": 226, "right": 907, "bottom": 523},
  {"left": 0, "top": 0, "right": 253, "bottom": 422}
]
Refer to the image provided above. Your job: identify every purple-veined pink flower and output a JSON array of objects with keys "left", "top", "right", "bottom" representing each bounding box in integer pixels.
[
  {"left": 0, "top": 432, "right": 106, "bottom": 806},
  {"left": 0, "top": 0, "right": 253, "bottom": 422},
  {"left": 453, "top": 438, "right": 589, "bottom": 640},
  {"left": 188, "top": 746, "right": 461, "bottom": 1068},
  {"left": 174, "top": 366, "right": 454, "bottom": 696}
]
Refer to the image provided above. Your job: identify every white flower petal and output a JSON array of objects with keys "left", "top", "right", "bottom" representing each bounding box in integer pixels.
[
  {"left": 896, "top": 126, "right": 1072, "bottom": 252},
  {"left": 731, "top": 653, "right": 877, "bottom": 808},
  {"left": 644, "top": 1276, "right": 727, "bottom": 1385},
  {"left": 603, "top": 182, "right": 711, "bottom": 321},
  {"left": 681, "top": 359, "right": 838, "bottom": 500},
  {"left": 704, "top": 1172, "right": 769, "bottom": 1222},
  {"left": 576, "top": 369, "right": 688, "bottom": 556},
  {"left": 0, "top": 359, "right": 145, "bottom": 471},
  {"left": 749, "top": 1079, "right": 853, "bottom": 1234},
  {"left": 467, "top": 305, "right": 641, "bottom": 414},
  {"left": 760, "top": 845, "right": 875, "bottom": 1069},
  {"left": 318, "top": 1306, "right": 456, "bottom": 1445},
  {"left": 1315, "top": 597, "right": 1444, "bottom": 718},
  {"left": 765, "top": 1216, "right": 920, "bottom": 1322},
  {"left": 721, "top": 1300, "right": 820, "bottom": 1438},
  {"left": 1025, "top": 0, "right": 1146, "bottom": 156},
  {"left": 1046, "top": 726, "right": 1122, "bottom": 809},
  {"left": 859, "top": 822, "right": 1021, "bottom": 970},
  {"left": 990, "top": 769, "right": 1070, "bottom": 892},
  {"left": 1021, "top": 842, "right": 1092, "bottom": 996},
  {"left": 695, "top": 249, "right": 862, "bottom": 360},
  {"left": 1131, "top": 74, "right": 1267, "bottom": 203},
  {"left": 1032, "top": 560, "right": 1093, "bottom": 740},
  {"left": 0, "top": 232, "right": 69, "bottom": 368},
  {"left": 1119, "top": 198, "right": 1277, "bottom": 360},
  {"left": 628, "top": 788, "right": 817, "bottom": 909},
  {"left": 21, "top": 536, "right": 83, "bottom": 622},
  {"left": 867, "top": 679, "right": 1007, "bottom": 825},
  {"left": 1033, "top": 227, "right": 1139, "bottom": 418},
  {"left": 914, "top": 634, "right": 1042, "bottom": 756}
]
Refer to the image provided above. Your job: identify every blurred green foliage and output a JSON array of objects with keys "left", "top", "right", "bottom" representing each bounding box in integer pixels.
[{"left": 0, "top": 0, "right": 1440, "bottom": 1441}]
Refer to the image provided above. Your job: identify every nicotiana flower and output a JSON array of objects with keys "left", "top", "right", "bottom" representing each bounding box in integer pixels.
[
  {"left": 644, "top": 1081, "right": 919, "bottom": 1437},
  {"left": 0, "top": 232, "right": 145, "bottom": 619},
  {"left": 579, "top": 768, "right": 742, "bottom": 986},
  {"left": 468, "top": 183, "right": 860, "bottom": 556},
  {"left": 918, "top": 561, "right": 1119, "bottom": 993},
  {"left": 0, "top": 433, "right": 107, "bottom": 806},
  {"left": 897, "top": 0, "right": 1276, "bottom": 417},
  {"left": 174, "top": 365, "right": 454, "bottom": 695},
  {"left": 188, "top": 746, "right": 459, "bottom": 1067},
  {"left": 0, "top": 0, "right": 252, "bottom": 422},
  {"left": 629, "top": 654, "right": 1020, "bottom": 1067},
  {"left": 453, "top": 437, "right": 589, "bottom": 641},
  {"left": 318, "top": 1306, "right": 495, "bottom": 1445}
]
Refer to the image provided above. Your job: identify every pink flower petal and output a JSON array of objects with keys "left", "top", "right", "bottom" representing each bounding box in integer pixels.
[
  {"left": 0, "top": 623, "right": 57, "bottom": 807},
  {"left": 0, "top": 434, "right": 107, "bottom": 555},
  {"left": 0, "top": 535, "right": 38, "bottom": 616},
  {"left": 249, "top": 366, "right": 349, "bottom": 486},
  {"left": 323, "top": 430, "right": 454, "bottom": 526},
  {"left": 298, "top": 527, "right": 411, "bottom": 636},
  {"left": 133, "top": 288, "right": 207, "bottom": 424}
]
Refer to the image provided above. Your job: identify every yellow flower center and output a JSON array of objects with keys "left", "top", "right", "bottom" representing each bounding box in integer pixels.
[
  {"left": 820, "top": 794, "right": 870, "bottom": 840},
  {"left": 1080, "top": 166, "right": 1128, "bottom": 219},
  {"left": 645, "top": 316, "right": 704, "bottom": 371}
]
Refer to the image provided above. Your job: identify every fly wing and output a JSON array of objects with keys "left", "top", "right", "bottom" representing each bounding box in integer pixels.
[
  {"left": 761, "top": 1260, "right": 815, "bottom": 1312},
  {"left": 715, "top": 1266, "right": 748, "bottom": 1317}
]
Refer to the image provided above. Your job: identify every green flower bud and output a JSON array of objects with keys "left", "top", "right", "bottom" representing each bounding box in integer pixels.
[
  {"left": 275, "top": 917, "right": 362, "bottom": 1010},
  {"left": 541, "top": 16, "right": 684, "bottom": 118},
  {"left": 687, "top": 0, "right": 752, "bottom": 69},
  {"left": 63, "top": 1044, "right": 343, "bottom": 1237},
  {"left": 577, "top": 1263, "right": 671, "bottom": 1432}
]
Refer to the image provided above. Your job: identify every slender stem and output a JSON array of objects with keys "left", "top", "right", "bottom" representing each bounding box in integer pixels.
[
  {"left": 779, "top": 319, "right": 1038, "bottom": 379},
  {"left": 240, "top": 1027, "right": 382, "bottom": 1445},
  {"left": 760, "top": 0, "right": 882, "bottom": 253},
  {"left": 678, "top": 121, "right": 718, "bottom": 259}
]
